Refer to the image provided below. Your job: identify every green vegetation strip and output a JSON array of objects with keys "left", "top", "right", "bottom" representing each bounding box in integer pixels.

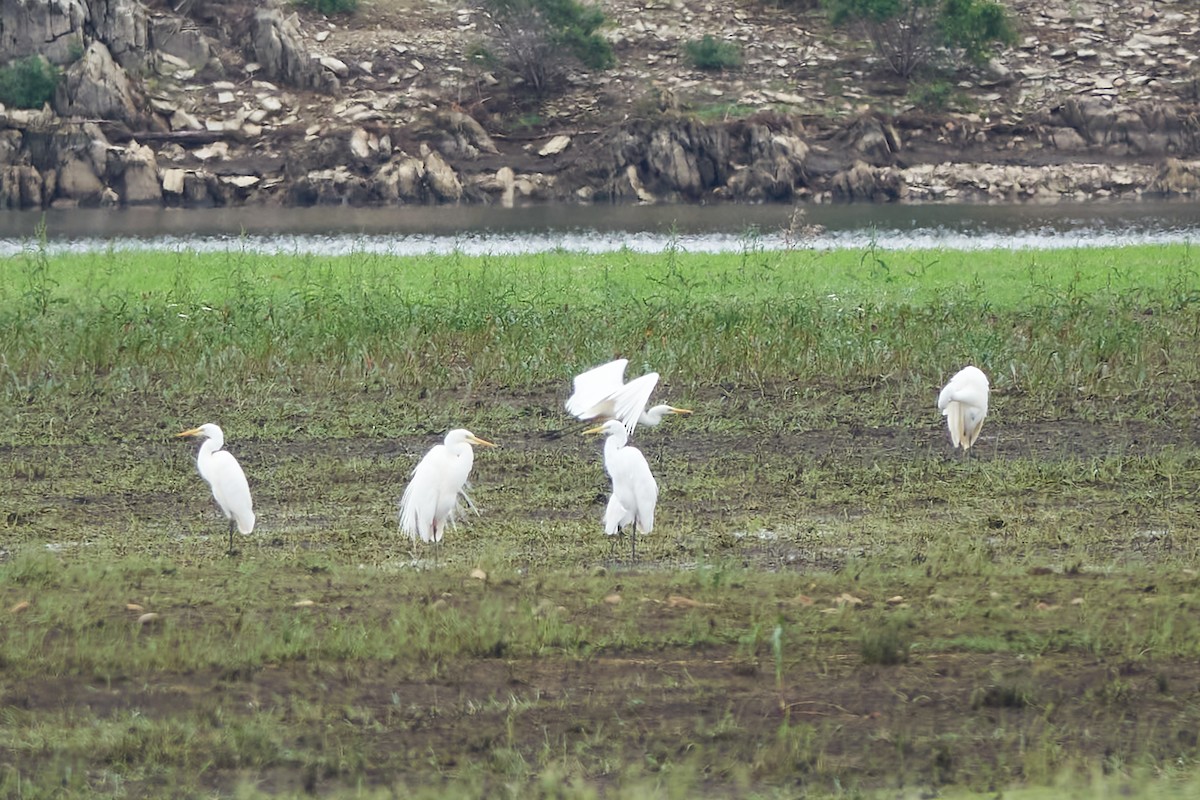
[{"left": 4, "top": 242, "right": 1200, "bottom": 798}]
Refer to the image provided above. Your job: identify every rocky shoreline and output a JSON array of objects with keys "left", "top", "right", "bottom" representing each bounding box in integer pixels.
[{"left": 2, "top": 0, "right": 1200, "bottom": 211}]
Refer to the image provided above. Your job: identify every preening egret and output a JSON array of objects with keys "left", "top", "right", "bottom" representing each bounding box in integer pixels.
[
  {"left": 176, "top": 423, "right": 255, "bottom": 555},
  {"left": 399, "top": 429, "right": 496, "bottom": 551},
  {"left": 566, "top": 358, "right": 691, "bottom": 436},
  {"left": 937, "top": 365, "right": 990, "bottom": 453},
  {"left": 584, "top": 419, "right": 658, "bottom": 560}
]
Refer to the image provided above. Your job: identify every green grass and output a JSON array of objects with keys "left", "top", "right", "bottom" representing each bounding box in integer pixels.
[
  {"left": 5, "top": 241, "right": 1200, "bottom": 797},
  {"left": 3, "top": 241, "right": 1199, "bottom": 414}
]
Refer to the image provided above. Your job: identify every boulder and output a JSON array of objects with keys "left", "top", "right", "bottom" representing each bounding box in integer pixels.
[
  {"left": 538, "top": 135, "right": 571, "bottom": 157},
  {"left": 1151, "top": 158, "right": 1200, "bottom": 196},
  {"left": 54, "top": 41, "right": 142, "bottom": 125},
  {"left": 375, "top": 157, "right": 426, "bottom": 201},
  {"left": 830, "top": 160, "right": 902, "bottom": 202},
  {"left": 160, "top": 167, "right": 185, "bottom": 196},
  {"left": 287, "top": 166, "right": 371, "bottom": 205},
  {"left": 250, "top": 9, "right": 339, "bottom": 92},
  {"left": 106, "top": 141, "right": 161, "bottom": 205},
  {"left": 648, "top": 126, "right": 703, "bottom": 197},
  {"left": 0, "top": 165, "right": 45, "bottom": 209},
  {"left": 722, "top": 123, "right": 809, "bottom": 200},
  {"left": 412, "top": 110, "right": 500, "bottom": 159},
  {"left": 55, "top": 152, "right": 105, "bottom": 204},
  {"left": 183, "top": 170, "right": 220, "bottom": 207},
  {"left": 88, "top": 0, "right": 150, "bottom": 69},
  {"left": 349, "top": 127, "right": 372, "bottom": 160},
  {"left": 625, "top": 164, "right": 656, "bottom": 203},
  {"left": 839, "top": 115, "right": 901, "bottom": 164},
  {"left": 423, "top": 150, "right": 461, "bottom": 202},
  {"left": 0, "top": 0, "right": 87, "bottom": 65},
  {"left": 495, "top": 165, "right": 515, "bottom": 208},
  {"left": 0, "top": 131, "right": 23, "bottom": 166},
  {"left": 150, "top": 15, "right": 212, "bottom": 69}
]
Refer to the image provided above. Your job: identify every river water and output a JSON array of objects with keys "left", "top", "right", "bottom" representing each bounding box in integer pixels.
[{"left": 0, "top": 201, "right": 1197, "bottom": 256}]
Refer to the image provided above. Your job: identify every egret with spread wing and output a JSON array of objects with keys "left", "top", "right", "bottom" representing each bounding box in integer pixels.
[
  {"left": 566, "top": 358, "right": 691, "bottom": 435},
  {"left": 399, "top": 429, "right": 496, "bottom": 553},
  {"left": 585, "top": 419, "right": 658, "bottom": 560},
  {"left": 176, "top": 423, "right": 255, "bottom": 555},
  {"left": 937, "top": 365, "right": 990, "bottom": 453}
]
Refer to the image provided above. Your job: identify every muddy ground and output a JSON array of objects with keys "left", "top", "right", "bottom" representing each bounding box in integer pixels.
[{"left": 6, "top": 383, "right": 1200, "bottom": 795}]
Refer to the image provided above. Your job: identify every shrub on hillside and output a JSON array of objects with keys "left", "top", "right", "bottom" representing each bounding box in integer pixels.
[
  {"left": 684, "top": 35, "right": 743, "bottom": 71},
  {"left": 822, "top": 0, "right": 1015, "bottom": 78},
  {"left": 473, "top": 0, "right": 614, "bottom": 95},
  {"left": 0, "top": 56, "right": 60, "bottom": 110}
]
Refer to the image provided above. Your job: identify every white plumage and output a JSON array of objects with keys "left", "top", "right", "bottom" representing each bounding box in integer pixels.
[
  {"left": 566, "top": 358, "right": 691, "bottom": 435},
  {"left": 176, "top": 423, "right": 255, "bottom": 554},
  {"left": 586, "top": 419, "right": 658, "bottom": 559},
  {"left": 937, "top": 365, "right": 990, "bottom": 451},
  {"left": 399, "top": 429, "right": 496, "bottom": 545}
]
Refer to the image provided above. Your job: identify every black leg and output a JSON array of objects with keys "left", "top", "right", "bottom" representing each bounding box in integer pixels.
[{"left": 227, "top": 521, "right": 237, "bottom": 557}]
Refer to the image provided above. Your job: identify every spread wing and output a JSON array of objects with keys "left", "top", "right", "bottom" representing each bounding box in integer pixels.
[
  {"left": 566, "top": 359, "right": 629, "bottom": 420},
  {"left": 607, "top": 372, "right": 659, "bottom": 435}
]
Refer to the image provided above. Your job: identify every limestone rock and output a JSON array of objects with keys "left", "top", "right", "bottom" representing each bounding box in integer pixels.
[
  {"left": 55, "top": 153, "right": 105, "bottom": 204},
  {"left": 150, "top": 15, "right": 212, "bottom": 69},
  {"left": 721, "top": 124, "right": 809, "bottom": 201},
  {"left": 169, "top": 109, "right": 203, "bottom": 131},
  {"left": 539, "top": 135, "right": 572, "bottom": 157},
  {"left": 375, "top": 157, "right": 426, "bottom": 201},
  {"left": 830, "top": 160, "right": 901, "bottom": 202},
  {"left": 0, "top": 131, "right": 24, "bottom": 166},
  {"left": 287, "top": 166, "right": 372, "bottom": 205},
  {"left": 183, "top": 170, "right": 219, "bottom": 207},
  {"left": 54, "top": 42, "right": 141, "bottom": 125},
  {"left": 496, "top": 165, "right": 515, "bottom": 207},
  {"left": 0, "top": 0, "right": 87, "bottom": 65},
  {"left": 89, "top": 0, "right": 151, "bottom": 70},
  {"left": 0, "top": 165, "right": 45, "bottom": 209},
  {"left": 160, "top": 167, "right": 185, "bottom": 196},
  {"left": 413, "top": 110, "right": 499, "bottom": 159},
  {"left": 108, "top": 141, "right": 161, "bottom": 206},
  {"left": 349, "top": 127, "right": 372, "bottom": 160},
  {"left": 1048, "top": 126, "right": 1088, "bottom": 150},
  {"left": 625, "top": 164, "right": 656, "bottom": 203},
  {"left": 423, "top": 150, "right": 462, "bottom": 202},
  {"left": 319, "top": 56, "right": 350, "bottom": 79},
  {"left": 250, "top": 9, "right": 339, "bottom": 93},
  {"left": 647, "top": 126, "right": 704, "bottom": 197},
  {"left": 1151, "top": 158, "right": 1200, "bottom": 196}
]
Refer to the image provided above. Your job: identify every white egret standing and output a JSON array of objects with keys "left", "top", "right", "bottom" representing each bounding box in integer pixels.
[
  {"left": 937, "top": 365, "right": 990, "bottom": 454},
  {"left": 585, "top": 419, "right": 658, "bottom": 560},
  {"left": 566, "top": 358, "right": 691, "bottom": 436},
  {"left": 399, "top": 429, "right": 496, "bottom": 556},
  {"left": 176, "top": 423, "right": 255, "bottom": 555}
]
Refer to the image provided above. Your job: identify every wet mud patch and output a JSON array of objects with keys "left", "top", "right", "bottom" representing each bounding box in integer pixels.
[{"left": 6, "top": 385, "right": 1200, "bottom": 794}]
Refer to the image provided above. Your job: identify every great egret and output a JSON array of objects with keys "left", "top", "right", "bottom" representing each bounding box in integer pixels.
[
  {"left": 566, "top": 358, "right": 691, "bottom": 435},
  {"left": 584, "top": 419, "right": 658, "bottom": 560},
  {"left": 176, "top": 423, "right": 255, "bottom": 555},
  {"left": 937, "top": 365, "right": 990, "bottom": 453},
  {"left": 399, "top": 429, "right": 497, "bottom": 551}
]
